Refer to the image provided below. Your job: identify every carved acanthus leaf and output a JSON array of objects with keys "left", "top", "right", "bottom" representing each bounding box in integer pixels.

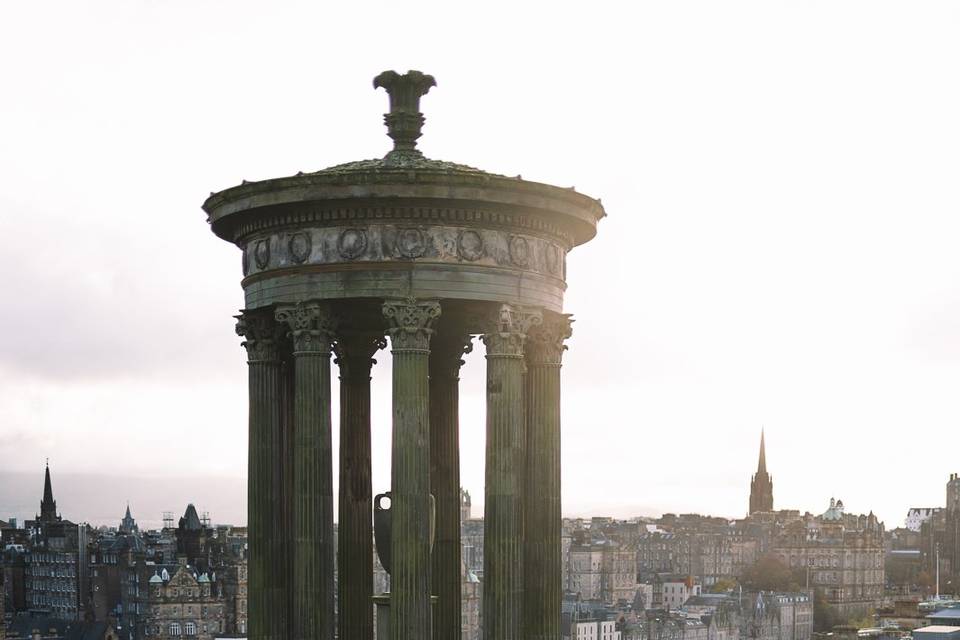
[
  {"left": 382, "top": 298, "right": 441, "bottom": 351},
  {"left": 275, "top": 301, "right": 337, "bottom": 354},
  {"left": 481, "top": 304, "right": 543, "bottom": 357},
  {"left": 526, "top": 313, "right": 573, "bottom": 365},
  {"left": 235, "top": 310, "right": 282, "bottom": 362}
]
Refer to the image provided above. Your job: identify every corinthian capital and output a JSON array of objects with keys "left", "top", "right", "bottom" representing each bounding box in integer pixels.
[
  {"left": 429, "top": 330, "right": 474, "bottom": 379},
  {"left": 382, "top": 298, "right": 441, "bottom": 352},
  {"left": 275, "top": 301, "right": 337, "bottom": 354},
  {"left": 235, "top": 309, "right": 283, "bottom": 363},
  {"left": 526, "top": 313, "right": 573, "bottom": 365},
  {"left": 334, "top": 333, "right": 388, "bottom": 380},
  {"left": 481, "top": 304, "right": 543, "bottom": 357}
]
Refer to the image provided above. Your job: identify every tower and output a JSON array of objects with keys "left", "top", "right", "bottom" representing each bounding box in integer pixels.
[
  {"left": 947, "top": 473, "right": 960, "bottom": 513},
  {"left": 749, "top": 430, "right": 774, "bottom": 514},
  {"left": 120, "top": 504, "right": 138, "bottom": 534},
  {"left": 38, "top": 461, "right": 59, "bottom": 524}
]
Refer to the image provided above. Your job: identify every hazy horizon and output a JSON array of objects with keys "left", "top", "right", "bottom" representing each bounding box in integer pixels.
[{"left": 2, "top": 1, "right": 959, "bottom": 530}]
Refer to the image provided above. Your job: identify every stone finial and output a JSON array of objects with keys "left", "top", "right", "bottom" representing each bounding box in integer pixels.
[{"left": 373, "top": 70, "right": 436, "bottom": 157}]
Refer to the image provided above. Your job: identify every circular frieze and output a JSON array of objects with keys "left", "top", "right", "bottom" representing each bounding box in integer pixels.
[
  {"left": 509, "top": 235, "right": 530, "bottom": 267},
  {"left": 396, "top": 228, "right": 425, "bottom": 259},
  {"left": 288, "top": 232, "right": 312, "bottom": 264},
  {"left": 338, "top": 228, "right": 368, "bottom": 259},
  {"left": 254, "top": 239, "right": 270, "bottom": 269},
  {"left": 457, "top": 230, "right": 484, "bottom": 261},
  {"left": 545, "top": 243, "right": 561, "bottom": 275}
]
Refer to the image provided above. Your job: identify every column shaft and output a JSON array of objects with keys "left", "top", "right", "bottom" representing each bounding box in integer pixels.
[
  {"left": 383, "top": 298, "right": 441, "bottom": 640},
  {"left": 336, "top": 335, "right": 385, "bottom": 640},
  {"left": 523, "top": 314, "right": 571, "bottom": 640},
  {"left": 276, "top": 303, "right": 337, "bottom": 640},
  {"left": 482, "top": 305, "right": 541, "bottom": 640},
  {"left": 236, "top": 311, "right": 287, "bottom": 640},
  {"left": 430, "top": 332, "right": 472, "bottom": 640}
]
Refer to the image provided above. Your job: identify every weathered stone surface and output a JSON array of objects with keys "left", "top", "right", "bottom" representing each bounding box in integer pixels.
[
  {"left": 429, "top": 329, "right": 473, "bottom": 640},
  {"left": 334, "top": 333, "right": 386, "bottom": 640},
  {"left": 383, "top": 298, "right": 441, "bottom": 640},
  {"left": 208, "top": 71, "right": 604, "bottom": 640},
  {"left": 524, "top": 313, "right": 572, "bottom": 640}
]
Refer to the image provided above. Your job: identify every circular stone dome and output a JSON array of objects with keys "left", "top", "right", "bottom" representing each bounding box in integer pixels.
[{"left": 202, "top": 70, "right": 605, "bottom": 322}]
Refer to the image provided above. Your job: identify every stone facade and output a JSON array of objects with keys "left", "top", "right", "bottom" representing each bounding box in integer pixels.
[
  {"left": 567, "top": 543, "right": 637, "bottom": 604},
  {"left": 772, "top": 500, "right": 884, "bottom": 616},
  {"left": 24, "top": 465, "right": 89, "bottom": 622},
  {"left": 140, "top": 561, "right": 225, "bottom": 639}
]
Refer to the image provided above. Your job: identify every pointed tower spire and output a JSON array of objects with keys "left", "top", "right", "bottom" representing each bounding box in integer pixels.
[
  {"left": 748, "top": 429, "right": 774, "bottom": 515},
  {"left": 757, "top": 428, "right": 767, "bottom": 474},
  {"left": 39, "top": 460, "right": 59, "bottom": 523}
]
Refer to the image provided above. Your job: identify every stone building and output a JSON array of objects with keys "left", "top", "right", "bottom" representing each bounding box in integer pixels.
[
  {"left": 920, "top": 473, "right": 960, "bottom": 596},
  {"left": 89, "top": 514, "right": 148, "bottom": 622},
  {"left": 461, "top": 560, "right": 481, "bottom": 640},
  {"left": 24, "top": 464, "right": 89, "bottom": 621},
  {"left": 97, "top": 505, "right": 247, "bottom": 640},
  {"left": 567, "top": 542, "right": 637, "bottom": 604},
  {"left": 140, "top": 560, "right": 226, "bottom": 639},
  {"left": 772, "top": 499, "right": 884, "bottom": 617}
]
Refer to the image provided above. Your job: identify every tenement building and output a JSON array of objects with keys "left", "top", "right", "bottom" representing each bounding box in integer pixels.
[
  {"left": 24, "top": 464, "right": 89, "bottom": 621},
  {"left": 772, "top": 498, "right": 884, "bottom": 617},
  {"left": 566, "top": 541, "right": 637, "bottom": 604},
  {"left": 202, "top": 70, "right": 604, "bottom": 640},
  {"left": 920, "top": 473, "right": 960, "bottom": 594}
]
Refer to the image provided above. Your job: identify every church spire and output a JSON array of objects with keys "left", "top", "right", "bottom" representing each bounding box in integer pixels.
[
  {"left": 748, "top": 429, "right": 773, "bottom": 515},
  {"left": 757, "top": 428, "right": 767, "bottom": 474},
  {"left": 39, "top": 460, "right": 59, "bottom": 523}
]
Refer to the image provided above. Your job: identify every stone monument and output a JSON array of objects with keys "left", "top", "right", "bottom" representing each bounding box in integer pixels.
[{"left": 203, "top": 70, "right": 605, "bottom": 640}]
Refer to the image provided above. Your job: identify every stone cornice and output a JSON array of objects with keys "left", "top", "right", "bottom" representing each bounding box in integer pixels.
[{"left": 203, "top": 174, "right": 603, "bottom": 247}]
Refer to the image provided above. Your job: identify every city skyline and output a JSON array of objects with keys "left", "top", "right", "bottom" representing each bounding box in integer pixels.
[{"left": 2, "top": 1, "right": 960, "bottom": 530}]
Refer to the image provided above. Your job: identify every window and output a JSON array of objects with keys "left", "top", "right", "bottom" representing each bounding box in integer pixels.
[
  {"left": 169, "top": 622, "right": 181, "bottom": 636},
  {"left": 184, "top": 622, "right": 197, "bottom": 636}
]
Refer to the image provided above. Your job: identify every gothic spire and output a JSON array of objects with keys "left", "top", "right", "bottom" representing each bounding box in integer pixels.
[
  {"left": 39, "top": 460, "right": 58, "bottom": 523},
  {"left": 757, "top": 428, "right": 767, "bottom": 474}
]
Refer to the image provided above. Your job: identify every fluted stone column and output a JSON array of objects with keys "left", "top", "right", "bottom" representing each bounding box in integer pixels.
[
  {"left": 429, "top": 330, "right": 473, "bottom": 640},
  {"left": 276, "top": 302, "right": 337, "bottom": 640},
  {"left": 382, "top": 298, "right": 441, "bottom": 640},
  {"left": 482, "top": 304, "right": 542, "bottom": 640},
  {"left": 236, "top": 310, "right": 287, "bottom": 640},
  {"left": 523, "top": 313, "right": 572, "bottom": 640},
  {"left": 335, "top": 333, "right": 386, "bottom": 640}
]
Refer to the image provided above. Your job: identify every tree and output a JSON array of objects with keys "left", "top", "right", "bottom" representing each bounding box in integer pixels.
[
  {"left": 710, "top": 578, "right": 737, "bottom": 593},
  {"left": 813, "top": 589, "right": 841, "bottom": 632},
  {"left": 740, "top": 554, "right": 803, "bottom": 592}
]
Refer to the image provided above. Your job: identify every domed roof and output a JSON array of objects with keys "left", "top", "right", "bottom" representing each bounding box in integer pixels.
[
  {"left": 203, "top": 70, "right": 604, "bottom": 248},
  {"left": 149, "top": 572, "right": 163, "bottom": 584}
]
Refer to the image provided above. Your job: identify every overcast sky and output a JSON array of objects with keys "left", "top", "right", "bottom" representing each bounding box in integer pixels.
[{"left": 1, "top": 1, "right": 958, "bottom": 529}]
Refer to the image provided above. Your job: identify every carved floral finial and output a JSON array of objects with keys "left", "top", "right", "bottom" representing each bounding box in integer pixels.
[{"left": 373, "top": 70, "right": 436, "bottom": 159}]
